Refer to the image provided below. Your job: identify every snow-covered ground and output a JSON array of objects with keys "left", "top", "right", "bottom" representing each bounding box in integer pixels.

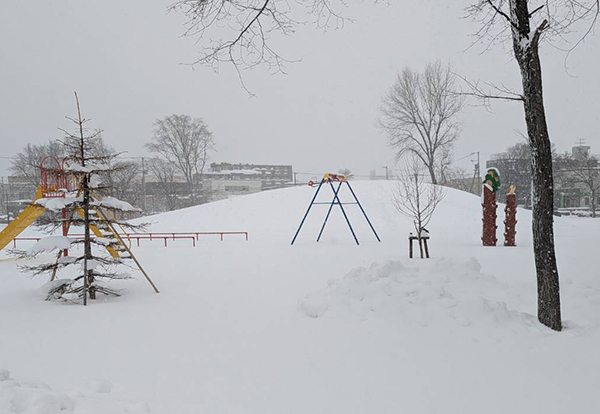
[{"left": 1, "top": 181, "right": 600, "bottom": 413}]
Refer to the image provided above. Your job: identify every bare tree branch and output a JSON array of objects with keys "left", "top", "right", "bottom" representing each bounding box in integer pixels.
[{"left": 379, "top": 61, "right": 464, "bottom": 185}]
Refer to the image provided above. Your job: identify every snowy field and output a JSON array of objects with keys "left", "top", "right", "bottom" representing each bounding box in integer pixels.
[{"left": 1, "top": 181, "right": 600, "bottom": 413}]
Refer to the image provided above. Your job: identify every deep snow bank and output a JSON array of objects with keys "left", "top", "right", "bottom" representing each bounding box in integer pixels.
[
  {"left": 0, "top": 369, "right": 150, "bottom": 414},
  {"left": 300, "top": 257, "right": 539, "bottom": 331}
]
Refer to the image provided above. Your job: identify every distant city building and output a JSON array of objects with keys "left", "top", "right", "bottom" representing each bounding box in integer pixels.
[
  {"left": 369, "top": 170, "right": 387, "bottom": 181},
  {"left": 202, "top": 162, "right": 294, "bottom": 201},
  {"left": 486, "top": 144, "right": 600, "bottom": 214},
  {"left": 554, "top": 145, "right": 600, "bottom": 214},
  {"left": 486, "top": 155, "right": 532, "bottom": 208}
]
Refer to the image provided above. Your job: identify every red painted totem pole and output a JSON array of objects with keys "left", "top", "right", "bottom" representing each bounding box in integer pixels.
[
  {"left": 482, "top": 168, "right": 500, "bottom": 246},
  {"left": 504, "top": 185, "right": 517, "bottom": 246}
]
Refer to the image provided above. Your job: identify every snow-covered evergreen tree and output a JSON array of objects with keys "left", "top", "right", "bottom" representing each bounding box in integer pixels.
[{"left": 14, "top": 93, "right": 157, "bottom": 305}]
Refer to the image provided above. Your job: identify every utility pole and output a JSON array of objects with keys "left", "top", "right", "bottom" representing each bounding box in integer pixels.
[
  {"left": 468, "top": 151, "right": 481, "bottom": 195},
  {"left": 3, "top": 177, "right": 11, "bottom": 224},
  {"left": 383, "top": 166, "right": 389, "bottom": 180},
  {"left": 141, "top": 157, "right": 147, "bottom": 212}
]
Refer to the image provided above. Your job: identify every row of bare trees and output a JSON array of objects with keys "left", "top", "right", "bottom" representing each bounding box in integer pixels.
[{"left": 7, "top": 114, "right": 216, "bottom": 214}]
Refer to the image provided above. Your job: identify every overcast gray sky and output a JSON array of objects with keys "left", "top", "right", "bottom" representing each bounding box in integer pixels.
[{"left": 1, "top": 0, "right": 598, "bottom": 181}]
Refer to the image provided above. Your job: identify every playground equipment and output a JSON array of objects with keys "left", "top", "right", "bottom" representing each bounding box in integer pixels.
[
  {"left": 0, "top": 157, "right": 157, "bottom": 291},
  {"left": 0, "top": 157, "right": 70, "bottom": 253},
  {"left": 0, "top": 156, "right": 130, "bottom": 258},
  {"left": 291, "top": 173, "right": 381, "bottom": 245}
]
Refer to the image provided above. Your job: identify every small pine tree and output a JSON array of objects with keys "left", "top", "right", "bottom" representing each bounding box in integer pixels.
[{"left": 14, "top": 93, "right": 155, "bottom": 304}]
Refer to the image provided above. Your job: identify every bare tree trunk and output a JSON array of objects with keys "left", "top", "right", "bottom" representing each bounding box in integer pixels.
[
  {"left": 75, "top": 92, "right": 96, "bottom": 303},
  {"left": 427, "top": 164, "right": 438, "bottom": 185},
  {"left": 82, "top": 176, "right": 96, "bottom": 301},
  {"left": 512, "top": 0, "right": 561, "bottom": 331}
]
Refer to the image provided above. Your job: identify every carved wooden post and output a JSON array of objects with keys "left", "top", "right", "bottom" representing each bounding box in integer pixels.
[
  {"left": 504, "top": 185, "right": 517, "bottom": 247},
  {"left": 482, "top": 168, "right": 500, "bottom": 246}
]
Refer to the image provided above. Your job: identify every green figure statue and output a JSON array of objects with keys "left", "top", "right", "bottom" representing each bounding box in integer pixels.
[{"left": 483, "top": 168, "right": 501, "bottom": 193}]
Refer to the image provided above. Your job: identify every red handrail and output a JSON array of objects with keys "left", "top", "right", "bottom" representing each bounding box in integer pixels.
[{"left": 12, "top": 231, "right": 249, "bottom": 248}]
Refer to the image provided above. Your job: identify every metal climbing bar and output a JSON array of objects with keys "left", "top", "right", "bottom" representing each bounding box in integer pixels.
[
  {"left": 346, "top": 181, "right": 381, "bottom": 242},
  {"left": 316, "top": 181, "right": 343, "bottom": 242},
  {"left": 326, "top": 179, "right": 359, "bottom": 245},
  {"left": 291, "top": 178, "right": 325, "bottom": 245}
]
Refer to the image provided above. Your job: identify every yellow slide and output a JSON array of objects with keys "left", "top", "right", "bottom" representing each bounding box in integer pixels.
[
  {"left": 0, "top": 187, "right": 46, "bottom": 252},
  {"left": 0, "top": 204, "right": 47, "bottom": 251},
  {"left": 0, "top": 186, "right": 126, "bottom": 258}
]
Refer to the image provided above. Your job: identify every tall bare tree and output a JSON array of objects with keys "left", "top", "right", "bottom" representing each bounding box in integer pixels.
[
  {"left": 379, "top": 62, "right": 464, "bottom": 185},
  {"left": 147, "top": 158, "right": 179, "bottom": 211},
  {"left": 146, "top": 114, "right": 215, "bottom": 204},
  {"left": 467, "top": 0, "right": 599, "bottom": 331}
]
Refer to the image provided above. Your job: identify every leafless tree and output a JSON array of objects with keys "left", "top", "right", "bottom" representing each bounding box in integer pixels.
[
  {"left": 379, "top": 61, "right": 464, "bottom": 185},
  {"left": 84, "top": 139, "right": 143, "bottom": 211},
  {"left": 146, "top": 114, "right": 215, "bottom": 203},
  {"left": 147, "top": 158, "right": 179, "bottom": 211},
  {"left": 105, "top": 160, "right": 141, "bottom": 211},
  {"left": 168, "top": 0, "right": 348, "bottom": 78},
  {"left": 338, "top": 168, "right": 354, "bottom": 180},
  {"left": 466, "top": 0, "right": 599, "bottom": 331},
  {"left": 9, "top": 140, "right": 65, "bottom": 187},
  {"left": 393, "top": 158, "right": 445, "bottom": 246},
  {"left": 444, "top": 166, "right": 480, "bottom": 195}
]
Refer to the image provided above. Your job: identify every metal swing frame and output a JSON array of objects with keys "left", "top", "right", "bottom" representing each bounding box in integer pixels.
[{"left": 291, "top": 174, "right": 381, "bottom": 245}]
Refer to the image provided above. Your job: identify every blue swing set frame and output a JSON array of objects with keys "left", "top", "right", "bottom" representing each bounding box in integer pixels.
[{"left": 291, "top": 174, "right": 381, "bottom": 245}]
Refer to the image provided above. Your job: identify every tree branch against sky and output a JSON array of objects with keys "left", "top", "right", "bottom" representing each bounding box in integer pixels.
[{"left": 168, "top": 0, "right": 349, "bottom": 75}]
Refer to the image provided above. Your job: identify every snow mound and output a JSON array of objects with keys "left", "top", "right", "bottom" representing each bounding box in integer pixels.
[
  {"left": 0, "top": 370, "right": 151, "bottom": 414},
  {"left": 0, "top": 370, "right": 74, "bottom": 413},
  {"left": 300, "top": 258, "right": 538, "bottom": 331}
]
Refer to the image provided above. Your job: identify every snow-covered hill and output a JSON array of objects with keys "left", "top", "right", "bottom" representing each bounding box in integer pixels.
[{"left": 1, "top": 181, "right": 600, "bottom": 413}]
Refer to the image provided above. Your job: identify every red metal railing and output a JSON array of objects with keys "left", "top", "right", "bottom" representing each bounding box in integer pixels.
[
  {"left": 142, "top": 232, "right": 249, "bottom": 242},
  {"left": 13, "top": 231, "right": 249, "bottom": 249}
]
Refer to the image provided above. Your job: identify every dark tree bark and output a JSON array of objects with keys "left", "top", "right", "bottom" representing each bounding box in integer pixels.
[
  {"left": 510, "top": 1, "right": 561, "bottom": 331},
  {"left": 82, "top": 175, "right": 95, "bottom": 302}
]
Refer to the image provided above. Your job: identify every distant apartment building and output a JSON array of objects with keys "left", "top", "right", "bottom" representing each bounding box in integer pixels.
[
  {"left": 486, "top": 155, "right": 532, "bottom": 208},
  {"left": 486, "top": 144, "right": 600, "bottom": 214},
  {"left": 202, "top": 162, "right": 294, "bottom": 201}
]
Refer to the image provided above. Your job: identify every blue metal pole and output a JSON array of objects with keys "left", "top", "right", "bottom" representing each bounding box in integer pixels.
[
  {"left": 291, "top": 179, "right": 324, "bottom": 245},
  {"left": 329, "top": 180, "right": 360, "bottom": 245},
  {"left": 346, "top": 181, "right": 381, "bottom": 242},
  {"left": 316, "top": 181, "right": 343, "bottom": 242}
]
